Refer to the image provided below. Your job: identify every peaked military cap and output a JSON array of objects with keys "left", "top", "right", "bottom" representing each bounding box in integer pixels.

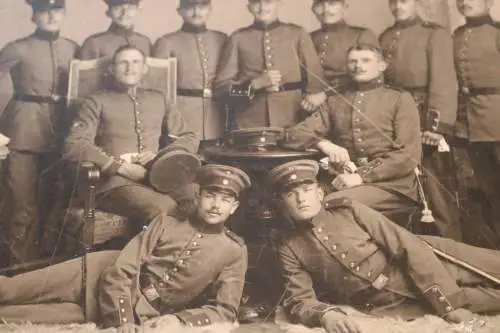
[
  {"left": 196, "top": 164, "right": 251, "bottom": 197},
  {"left": 104, "top": 0, "right": 141, "bottom": 6},
  {"left": 269, "top": 159, "right": 320, "bottom": 192},
  {"left": 179, "top": 0, "right": 211, "bottom": 8},
  {"left": 26, "top": 0, "right": 65, "bottom": 11}
]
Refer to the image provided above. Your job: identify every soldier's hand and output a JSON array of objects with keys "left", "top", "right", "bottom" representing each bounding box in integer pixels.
[
  {"left": 332, "top": 173, "right": 363, "bottom": 190},
  {"left": 117, "top": 162, "right": 147, "bottom": 182},
  {"left": 251, "top": 70, "right": 282, "bottom": 91},
  {"left": 422, "top": 131, "right": 443, "bottom": 147},
  {"left": 133, "top": 151, "right": 156, "bottom": 166},
  {"left": 149, "top": 314, "right": 182, "bottom": 329},
  {"left": 321, "top": 310, "right": 363, "bottom": 333},
  {"left": 116, "top": 323, "right": 142, "bottom": 333},
  {"left": 444, "top": 308, "right": 475, "bottom": 323},
  {"left": 317, "top": 140, "right": 351, "bottom": 164},
  {"left": 301, "top": 91, "right": 327, "bottom": 112}
]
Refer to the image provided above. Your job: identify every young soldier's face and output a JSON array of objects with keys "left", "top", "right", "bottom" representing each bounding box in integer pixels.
[
  {"left": 107, "top": 4, "right": 139, "bottom": 28},
  {"left": 280, "top": 182, "right": 324, "bottom": 222},
  {"left": 33, "top": 8, "right": 65, "bottom": 32},
  {"left": 178, "top": 4, "right": 212, "bottom": 26},
  {"left": 111, "top": 48, "right": 148, "bottom": 86},
  {"left": 389, "top": 0, "right": 419, "bottom": 21},
  {"left": 247, "top": 0, "right": 281, "bottom": 24},
  {"left": 197, "top": 189, "right": 240, "bottom": 225},
  {"left": 347, "top": 49, "right": 386, "bottom": 82},
  {"left": 456, "top": 0, "right": 492, "bottom": 17},
  {"left": 312, "top": 1, "right": 346, "bottom": 25}
]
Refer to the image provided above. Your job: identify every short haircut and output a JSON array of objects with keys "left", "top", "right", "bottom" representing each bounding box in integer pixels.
[
  {"left": 347, "top": 44, "right": 384, "bottom": 60},
  {"left": 111, "top": 44, "right": 146, "bottom": 64}
]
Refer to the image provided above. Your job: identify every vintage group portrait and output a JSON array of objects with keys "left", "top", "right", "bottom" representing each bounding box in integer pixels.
[{"left": 0, "top": 0, "right": 500, "bottom": 332}]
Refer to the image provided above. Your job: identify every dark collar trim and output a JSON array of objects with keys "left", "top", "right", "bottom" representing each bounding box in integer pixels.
[
  {"left": 393, "top": 16, "right": 422, "bottom": 29},
  {"left": 465, "top": 15, "right": 494, "bottom": 27},
  {"left": 181, "top": 23, "right": 208, "bottom": 34},
  {"left": 252, "top": 20, "right": 281, "bottom": 31},
  {"left": 34, "top": 28, "right": 59, "bottom": 41},
  {"left": 321, "top": 20, "right": 348, "bottom": 31},
  {"left": 108, "top": 23, "right": 134, "bottom": 36}
]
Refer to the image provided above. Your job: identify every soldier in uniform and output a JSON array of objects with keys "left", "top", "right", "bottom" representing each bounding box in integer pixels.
[
  {"left": 310, "top": 0, "right": 379, "bottom": 89},
  {"left": 0, "top": 0, "right": 78, "bottom": 265},
  {"left": 453, "top": 0, "right": 500, "bottom": 243},
  {"left": 214, "top": 0, "right": 327, "bottom": 129},
  {"left": 379, "top": 0, "right": 461, "bottom": 240},
  {"left": 153, "top": 0, "right": 228, "bottom": 151},
  {"left": 0, "top": 164, "right": 250, "bottom": 332},
  {"left": 283, "top": 45, "right": 421, "bottom": 219},
  {"left": 79, "top": 0, "right": 151, "bottom": 60},
  {"left": 63, "top": 45, "right": 198, "bottom": 224},
  {"left": 270, "top": 160, "right": 500, "bottom": 333}
]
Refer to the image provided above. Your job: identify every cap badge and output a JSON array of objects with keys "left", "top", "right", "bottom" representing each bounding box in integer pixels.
[
  {"left": 259, "top": 137, "right": 266, "bottom": 143},
  {"left": 289, "top": 174, "right": 297, "bottom": 181},
  {"left": 222, "top": 179, "right": 229, "bottom": 185}
]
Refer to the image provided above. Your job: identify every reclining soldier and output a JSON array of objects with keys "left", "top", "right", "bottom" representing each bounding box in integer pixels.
[
  {"left": 63, "top": 45, "right": 199, "bottom": 224},
  {"left": 0, "top": 164, "right": 250, "bottom": 333},
  {"left": 270, "top": 160, "right": 500, "bottom": 333}
]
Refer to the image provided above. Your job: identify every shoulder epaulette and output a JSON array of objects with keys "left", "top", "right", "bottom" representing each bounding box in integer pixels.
[
  {"left": 383, "top": 84, "right": 405, "bottom": 92},
  {"left": 422, "top": 21, "right": 444, "bottom": 29},
  {"left": 225, "top": 229, "right": 245, "bottom": 246},
  {"left": 350, "top": 25, "right": 369, "bottom": 32},
  {"left": 284, "top": 22, "right": 303, "bottom": 29},
  {"left": 232, "top": 24, "right": 254, "bottom": 35},
  {"left": 324, "top": 197, "right": 353, "bottom": 209}
]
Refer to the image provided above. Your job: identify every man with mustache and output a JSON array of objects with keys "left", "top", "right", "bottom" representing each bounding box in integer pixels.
[
  {"left": 453, "top": 0, "right": 500, "bottom": 245},
  {"left": 283, "top": 45, "right": 421, "bottom": 223},
  {"left": 79, "top": 0, "right": 151, "bottom": 60},
  {"left": 271, "top": 159, "right": 500, "bottom": 333},
  {"left": 0, "top": 0, "right": 78, "bottom": 265},
  {"left": 153, "top": 0, "right": 228, "bottom": 152},
  {"left": 63, "top": 45, "right": 198, "bottom": 225},
  {"left": 379, "top": 0, "right": 461, "bottom": 239},
  {"left": 214, "top": 0, "right": 327, "bottom": 129},
  {"left": 0, "top": 164, "right": 250, "bottom": 333},
  {"left": 310, "top": 0, "right": 378, "bottom": 89}
]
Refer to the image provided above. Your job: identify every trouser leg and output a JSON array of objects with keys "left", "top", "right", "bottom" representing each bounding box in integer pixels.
[{"left": 0, "top": 303, "right": 86, "bottom": 324}]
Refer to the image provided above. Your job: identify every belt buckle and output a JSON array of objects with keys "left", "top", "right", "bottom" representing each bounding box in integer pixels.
[
  {"left": 50, "top": 94, "right": 62, "bottom": 102},
  {"left": 461, "top": 87, "right": 470, "bottom": 95},
  {"left": 203, "top": 88, "right": 212, "bottom": 99}
]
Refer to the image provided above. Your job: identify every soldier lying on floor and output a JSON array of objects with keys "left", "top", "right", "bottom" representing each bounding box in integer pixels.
[
  {"left": 269, "top": 160, "right": 500, "bottom": 333},
  {"left": 0, "top": 164, "right": 250, "bottom": 333}
]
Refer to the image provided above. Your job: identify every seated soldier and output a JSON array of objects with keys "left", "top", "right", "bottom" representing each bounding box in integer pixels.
[
  {"left": 63, "top": 45, "right": 199, "bottom": 223},
  {"left": 270, "top": 160, "right": 500, "bottom": 333},
  {"left": 283, "top": 44, "right": 421, "bottom": 217},
  {"left": 0, "top": 164, "right": 250, "bottom": 333}
]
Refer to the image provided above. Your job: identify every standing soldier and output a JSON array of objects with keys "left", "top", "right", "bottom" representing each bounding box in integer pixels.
[
  {"left": 379, "top": 0, "right": 461, "bottom": 239},
  {"left": 79, "top": 0, "right": 151, "bottom": 60},
  {"left": 153, "top": 0, "right": 228, "bottom": 151},
  {"left": 310, "top": 0, "right": 379, "bottom": 89},
  {"left": 214, "top": 0, "right": 327, "bottom": 129},
  {"left": 454, "top": 0, "right": 500, "bottom": 245},
  {"left": 0, "top": 0, "right": 78, "bottom": 265}
]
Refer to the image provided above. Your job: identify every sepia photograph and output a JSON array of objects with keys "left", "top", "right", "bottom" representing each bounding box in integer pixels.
[{"left": 0, "top": 0, "right": 500, "bottom": 332}]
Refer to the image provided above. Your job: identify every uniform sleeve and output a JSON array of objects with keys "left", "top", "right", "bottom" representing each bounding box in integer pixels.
[
  {"left": 174, "top": 246, "right": 248, "bottom": 326},
  {"left": 283, "top": 102, "right": 333, "bottom": 150},
  {"left": 297, "top": 28, "right": 326, "bottom": 94},
  {"left": 357, "top": 92, "right": 422, "bottom": 183},
  {"left": 426, "top": 28, "right": 458, "bottom": 135},
  {"left": 0, "top": 42, "right": 20, "bottom": 78},
  {"left": 279, "top": 243, "right": 342, "bottom": 327},
  {"left": 63, "top": 97, "right": 122, "bottom": 175},
  {"left": 79, "top": 37, "right": 99, "bottom": 60},
  {"left": 152, "top": 37, "right": 174, "bottom": 58},
  {"left": 350, "top": 202, "right": 468, "bottom": 316},
  {"left": 98, "top": 214, "right": 170, "bottom": 328},
  {"left": 358, "top": 28, "right": 379, "bottom": 48},
  {"left": 160, "top": 101, "right": 199, "bottom": 153}
]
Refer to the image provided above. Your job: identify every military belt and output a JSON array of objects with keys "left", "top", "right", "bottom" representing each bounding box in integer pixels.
[
  {"left": 13, "top": 93, "right": 66, "bottom": 104},
  {"left": 256, "top": 81, "right": 304, "bottom": 94},
  {"left": 177, "top": 88, "right": 213, "bottom": 99},
  {"left": 459, "top": 86, "right": 500, "bottom": 96},
  {"left": 139, "top": 273, "right": 177, "bottom": 315}
]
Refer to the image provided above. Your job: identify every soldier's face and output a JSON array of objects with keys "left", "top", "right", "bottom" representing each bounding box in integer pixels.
[
  {"left": 178, "top": 4, "right": 212, "bottom": 26},
  {"left": 197, "top": 189, "right": 240, "bottom": 225},
  {"left": 111, "top": 49, "right": 148, "bottom": 86},
  {"left": 347, "top": 49, "right": 386, "bottom": 82},
  {"left": 281, "top": 182, "right": 324, "bottom": 221},
  {"left": 248, "top": 0, "right": 281, "bottom": 24},
  {"left": 456, "top": 0, "right": 492, "bottom": 17},
  {"left": 33, "top": 8, "right": 65, "bottom": 32},
  {"left": 107, "top": 4, "right": 139, "bottom": 28},
  {"left": 389, "top": 0, "right": 419, "bottom": 21},
  {"left": 312, "top": 1, "right": 346, "bottom": 25}
]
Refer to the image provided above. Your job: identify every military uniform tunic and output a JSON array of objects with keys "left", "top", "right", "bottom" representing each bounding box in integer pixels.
[
  {"left": 214, "top": 20, "right": 326, "bottom": 129},
  {"left": 0, "top": 213, "right": 248, "bottom": 328},
  {"left": 280, "top": 198, "right": 500, "bottom": 327},
  {"left": 153, "top": 24, "right": 228, "bottom": 141},
  {"left": 79, "top": 24, "right": 152, "bottom": 60},
  {"left": 310, "top": 21, "right": 378, "bottom": 88}
]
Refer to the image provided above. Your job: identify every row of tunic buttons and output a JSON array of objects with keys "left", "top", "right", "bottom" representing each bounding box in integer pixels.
[
  {"left": 130, "top": 95, "right": 146, "bottom": 152},
  {"left": 196, "top": 35, "right": 211, "bottom": 89},
  {"left": 162, "top": 233, "right": 204, "bottom": 284},
  {"left": 353, "top": 93, "right": 365, "bottom": 144},
  {"left": 385, "top": 30, "right": 401, "bottom": 60},
  {"left": 264, "top": 31, "right": 273, "bottom": 68},
  {"left": 456, "top": 29, "right": 472, "bottom": 86},
  {"left": 119, "top": 298, "right": 128, "bottom": 323},
  {"left": 318, "top": 33, "right": 329, "bottom": 65}
]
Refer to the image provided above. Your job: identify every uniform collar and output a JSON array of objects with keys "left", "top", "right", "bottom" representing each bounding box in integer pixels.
[
  {"left": 108, "top": 23, "right": 134, "bottom": 36},
  {"left": 181, "top": 22, "right": 208, "bottom": 34},
  {"left": 34, "top": 28, "right": 60, "bottom": 41},
  {"left": 465, "top": 15, "right": 494, "bottom": 27},
  {"left": 354, "top": 77, "right": 384, "bottom": 91},
  {"left": 321, "top": 20, "right": 348, "bottom": 31},
  {"left": 290, "top": 207, "right": 329, "bottom": 229},
  {"left": 252, "top": 20, "right": 281, "bottom": 31},
  {"left": 393, "top": 16, "right": 421, "bottom": 29}
]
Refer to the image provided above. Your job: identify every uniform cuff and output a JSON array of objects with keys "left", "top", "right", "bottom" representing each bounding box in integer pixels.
[
  {"left": 101, "top": 296, "right": 135, "bottom": 328},
  {"left": 423, "top": 285, "right": 469, "bottom": 317},
  {"left": 102, "top": 157, "right": 123, "bottom": 176},
  {"left": 175, "top": 310, "right": 212, "bottom": 327}
]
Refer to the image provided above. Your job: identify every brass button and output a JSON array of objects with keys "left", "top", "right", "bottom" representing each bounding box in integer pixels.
[
  {"left": 446, "top": 306, "right": 453, "bottom": 312},
  {"left": 197, "top": 234, "right": 203, "bottom": 238},
  {"left": 316, "top": 228, "right": 323, "bottom": 233},
  {"left": 343, "top": 276, "right": 348, "bottom": 280},
  {"left": 173, "top": 267, "right": 179, "bottom": 272},
  {"left": 331, "top": 244, "right": 337, "bottom": 251},
  {"left": 340, "top": 253, "right": 347, "bottom": 260},
  {"left": 322, "top": 236, "right": 329, "bottom": 241},
  {"left": 439, "top": 296, "right": 445, "bottom": 302}
]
